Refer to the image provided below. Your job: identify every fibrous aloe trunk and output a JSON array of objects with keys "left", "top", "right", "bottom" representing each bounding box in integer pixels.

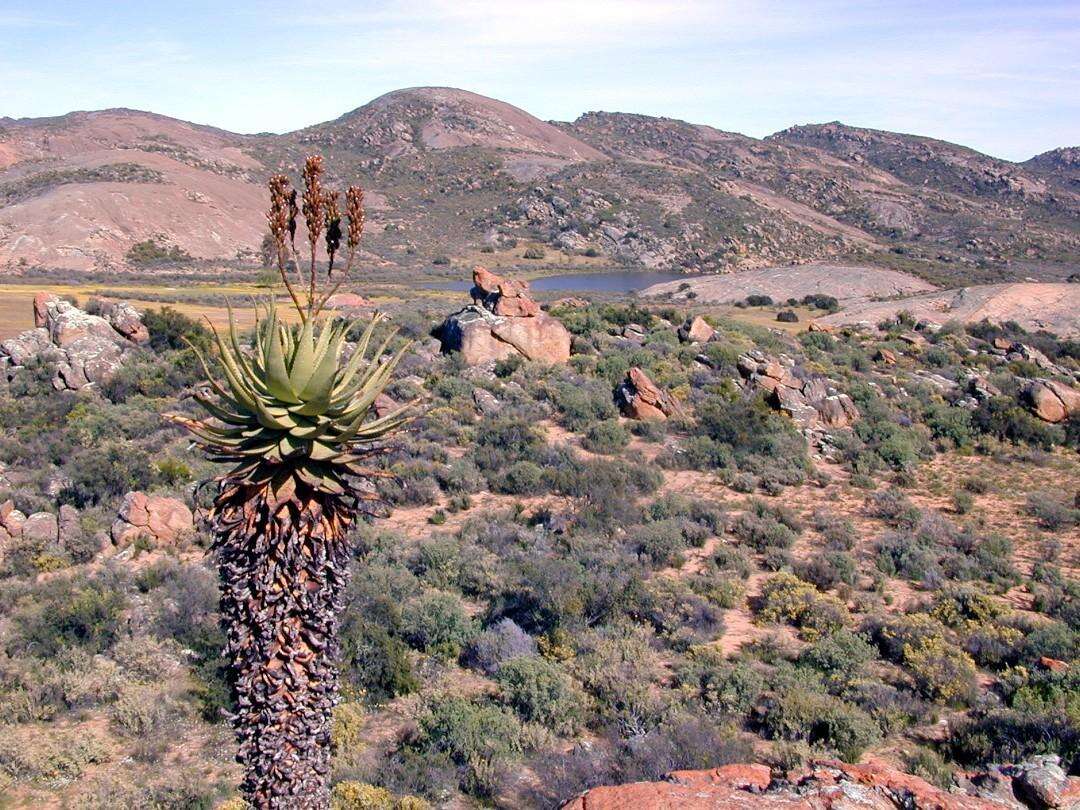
[{"left": 213, "top": 481, "right": 354, "bottom": 807}]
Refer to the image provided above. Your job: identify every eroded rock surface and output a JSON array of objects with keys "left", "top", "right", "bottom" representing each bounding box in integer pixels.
[
  {"left": 737, "top": 350, "right": 859, "bottom": 430},
  {"left": 561, "top": 758, "right": 1080, "bottom": 810},
  {"left": 439, "top": 267, "right": 571, "bottom": 365},
  {"left": 1025, "top": 379, "right": 1080, "bottom": 423},
  {"left": 1, "top": 294, "right": 145, "bottom": 390},
  {"left": 111, "top": 491, "right": 193, "bottom": 548},
  {"left": 616, "top": 367, "right": 685, "bottom": 421}
]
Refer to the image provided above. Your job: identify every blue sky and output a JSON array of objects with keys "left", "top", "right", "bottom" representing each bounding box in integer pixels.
[{"left": 1, "top": 1, "right": 1076, "bottom": 160}]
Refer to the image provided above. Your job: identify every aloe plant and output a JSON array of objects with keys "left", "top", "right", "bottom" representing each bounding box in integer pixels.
[{"left": 169, "top": 156, "right": 412, "bottom": 809}]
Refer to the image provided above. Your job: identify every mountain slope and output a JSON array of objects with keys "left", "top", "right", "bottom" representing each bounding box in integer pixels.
[{"left": 0, "top": 90, "right": 1076, "bottom": 280}]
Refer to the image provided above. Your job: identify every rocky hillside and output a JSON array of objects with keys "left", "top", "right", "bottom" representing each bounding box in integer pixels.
[{"left": 0, "top": 88, "right": 1077, "bottom": 280}]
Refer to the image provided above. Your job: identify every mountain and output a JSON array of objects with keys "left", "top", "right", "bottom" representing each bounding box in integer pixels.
[{"left": 0, "top": 89, "right": 1076, "bottom": 281}]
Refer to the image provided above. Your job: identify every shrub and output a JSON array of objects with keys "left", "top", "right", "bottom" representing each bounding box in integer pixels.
[
  {"left": 522, "top": 246, "right": 546, "bottom": 260},
  {"left": 675, "top": 650, "right": 765, "bottom": 718},
  {"left": 340, "top": 618, "right": 419, "bottom": 703},
  {"left": 413, "top": 695, "right": 525, "bottom": 796},
  {"left": 745, "top": 294, "right": 774, "bottom": 306},
  {"left": 463, "top": 618, "right": 537, "bottom": 676},
  {"left": 776, "top": 310, "right": 799, "bottom": 323},
  {"left": 496, "top": 656, "right": 589, "bottom": 735},
  {"left": 1026, "top": 491, "right": 1079, "bottom": 531},
  {"left": 125, "top": 237, "right": 191, "bottom": 265},
  {"left": 61, "top": 441, "right": 153, "bottom": 506},
  {"left": 798, "top": 629, "right": 877, "bottom": 681},
  {"left": 582, "top": 420, "right": 631, "bottom": 454},
  {"left": 760, "top": 687, "right": 880, "bottom": 760},
  {"left": 796, "top": 551, "right": 856, "bottom": 590},
  {"left": 331, "top": 781, "right": 430, "bottom": 810},
  {"left": 902, "top": 635, "right": 977, "bottom": 704},
  {"left": 948, "top": 709, "right": 1080, "bottom": 772},
  {"left": 401, "top": 592, "right": 477, "bottom": 659},
  {"left": 904, "top": 747, "right": 955, "bottom": 789},
  {"left": 812, "top": 510, "right": 857, "bottom": 550},
  {"left": 7, "top": 575, "right": 126, "bottom": 657},
  {"left": 757, "top": 573, "right": 847, "bottom": 640},
  {"left": 732, "top": 511, "right": 797, "bottom": 552}
]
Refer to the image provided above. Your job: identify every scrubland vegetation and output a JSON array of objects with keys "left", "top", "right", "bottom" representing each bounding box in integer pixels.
[{"left": 0, "top": 293, "right": 1077, "bottom": 808}]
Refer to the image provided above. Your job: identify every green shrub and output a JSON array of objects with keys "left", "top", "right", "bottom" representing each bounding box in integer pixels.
[
  {"left": 340, "top": 618, "right": 418, "bottom": 703},
  {"left": 496, "top": 656, "right": 588, "bottom": 735},
  {"left": 401, "top": 592, "right": 477, "bottom": 659},
  {"left": 675, "top": 650, "right": 764, "bottom": 718},
  {"left": 761, "top": 687, "right": 880, "bottom": 760},
  {"left": 7, "top": 576, "right": 126, "bottom": 657},
  {"left": 582, "top": 420, "right": 631, "bottom": 454}
]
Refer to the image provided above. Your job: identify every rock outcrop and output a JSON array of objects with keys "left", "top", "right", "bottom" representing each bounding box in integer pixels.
[
  {"left": 111, "top": 491, "right": 193, "bottom": 547},
  {"left": 737, "top": 350, "right": 859, "bottom": 430},
  {"left": 561, "top": 758, "right": 1080, "bottom": 810},
  {"left": 1, "top": 294, "right": 145, "bottom": 390},
  {"left": 0, "top": 500, "right": 26, "bottom": 547},
  {"left": 1024, "top": 379, "right": 1080, "bottom": 423},
  {"left": 615, "top": 367, "right": 685, "bottom": 421},
  {"left": 439, "top": 267, "right": 571, "bottom": 365},
  {"left": 678, "top": 315, "right": 715, "bottom": 344},
  {"left": 89, "top": 299, "right": 150, "bottom": 343},
  {"left": 324, "top": 292, "right": 373, "bottom": 311}
]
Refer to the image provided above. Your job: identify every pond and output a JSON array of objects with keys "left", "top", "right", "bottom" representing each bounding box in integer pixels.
[{"left": 425, "top": 271, "right": 695, "bottom": 293}]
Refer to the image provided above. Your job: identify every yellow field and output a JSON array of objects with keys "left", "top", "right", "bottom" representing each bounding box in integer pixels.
[{"left": 0, "top": 282, "right": 461, "bottom": 339}]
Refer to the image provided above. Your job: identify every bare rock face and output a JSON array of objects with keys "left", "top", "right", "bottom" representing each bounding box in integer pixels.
[
  {"left": 678, "top": 315, "right": 715, "bottom": 344},
  {"left": 90, "top": 299, "right": 150, "bottom": 343},
  {"left": 0, "top": 500, "right": 27, "bottom": 547},
  {"left": 616, "top": 367, "right": 685, "bottom": 421},
  {"left": 324, "top": 292, "right": 373, "bottom": 311},
  {"left": 439, "top": 267, "right": 571, "bottom": 365},
  {"left": 111, "top": 491, "right": 193, "bottom": 548},
  {"left": 21, "top": 512, "right": 58, "bottom": 545},
  {"left": 1025, "top": 379, "right": 1080, "bottom": 423},
  {"left": 561, "top": 759, "right": 1080, "bottom": 810},
  {"left": 0, "top": 294, "right": 144, "bottom": 390},
  {"left": 737, "top": 350, "right": 859, "bottom": 430}
]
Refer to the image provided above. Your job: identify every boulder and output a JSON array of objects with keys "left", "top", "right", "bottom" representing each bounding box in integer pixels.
[
  {"left": 0, "top": 500, "right": 26, "bottom": 545},
  {"left": 616, "top": 367, "right": 685, "bottom": 421},
  {"left": 325, "top": 292, "right": 373, "bottom": 311},
  {"left": 561, "top": 759, "right": 1018, "bottom": 810},
  {"left": 1008, "top": 756, "right": 1080, "bottom": 810},
  {"left": 472, "top": 388, "right": 501, "bottom": 416},
  {"left": 737, "top": 351, "right": 859, "bottom": 431},
  {"left": 1025, "top": 379, "right": 1080, "bottom": 423},
  {"left": 470, "top": 266, "right": 540, "bottom": 317},
  {"left": 678, "top": 315, "right": 715, "bottom": 344},
  {"left": 44, "top": 298, "right": 124, "bottom": 348},
  {"left": 22, "top": 512, "right": 58, "bottom": 544},
  {"left": 875, "top": 347, "right": 898, "bottom": 365},
  {"left": 440, "top": 306, "right": 570, "bottom": 365},
  {"left": 111, "top": 491, "right": 193, "bottom": 547},
  {"left": 33, "top": 292, "right": 58, "bottom": 327},
  {"left": 92, "top": 300, "right": 150, "bottom": 343},
  {"left": 442, "top": 268, "right": 571, "bottom": 365},
  {"left": 58, "top": 504, "right": 81, "bottom": 548},
  {"left": 0, "top": 294, "right": 142, "bottom": 390}
]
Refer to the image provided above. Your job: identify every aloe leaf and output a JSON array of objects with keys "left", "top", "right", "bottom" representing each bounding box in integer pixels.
[{"left": 288, "top": 317, "right": 317, "bottom": 391}]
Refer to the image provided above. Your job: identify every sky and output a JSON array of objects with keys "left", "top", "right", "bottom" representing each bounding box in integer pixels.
[{"left": 0, "top": 1, "right": 1076, "bottom": 161}]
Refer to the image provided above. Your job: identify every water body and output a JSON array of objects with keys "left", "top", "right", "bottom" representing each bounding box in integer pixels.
[{"left": 425, "top": 271, "right": 694, "bottom": 294}]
